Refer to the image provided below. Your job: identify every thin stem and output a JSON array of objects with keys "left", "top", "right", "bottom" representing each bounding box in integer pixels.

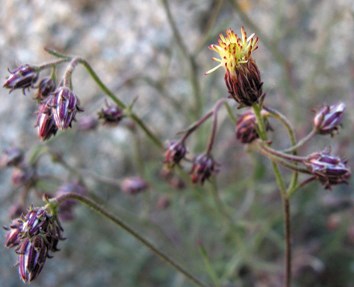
[
  {"left": 206, "top": 99, "right": 226, "bottom": 154},
  {"left": 288, "top": 176, "right": 316, "bottom": 197},
  {"left": 161, "top": 0, "right": 202, "bottom": 117},
  {"left": 52, "top": 193, "right": 209, "bottom": 287},
  {"left": 180, "top": 111, "right": 213, "bottom": 142},
  {"left": 38, "top": 58, "right": 71, "bottom": 70},
  {"left": 282, "top": 128, "right": 316, "bottom": 153},
  {"left": 284, "top": 198, "right": 291, "bottom": 287},
  {"left": 258, "top": 142, "right": 307, "bottom": 163},
  {"left": 78, "top": 58, "right": 163, "bottom": 149}
]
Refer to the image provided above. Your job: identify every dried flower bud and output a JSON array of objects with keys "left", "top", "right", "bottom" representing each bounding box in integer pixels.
[
  {"left": 98, "top": 102, "right": 124, "bottom": 125},
  {"left": 164, "top": 141, "right": 187, "bottom": 167},
  {"left": 52, "top": 86, "right": 83, "bottom": 129},
  {"left": 0, "top": 147, "right": 24, "bottom": 167},
  {"left": 206, "top": 27, "right": 263, "bottom": 107},
  {"left": 35, "top": 77, "right": 56, "bottom": 101},
  {"left": 304, "top": 149, "right": 351, "bottom": 189},
  {"left": 121, "top": 176, "right": 149, "bottom": 195},
  {"left": 4, "top": 220, "right": 22, "bottom": 248},
  {"left": 313, "top": 102, "right": 345, "bottom": 136},
  {"left": 190, "top": 154, "right": 219, "bottom": 184},
  {"left": 3, "top": 65, "right": 39, "bottom": 94}
]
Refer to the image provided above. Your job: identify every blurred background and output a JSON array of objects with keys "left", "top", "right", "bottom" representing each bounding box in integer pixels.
[{"left": 0, "top": 0, "right": 353, "bottom": 286}]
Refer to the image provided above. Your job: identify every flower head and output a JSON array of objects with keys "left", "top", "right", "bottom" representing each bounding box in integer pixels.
[
  {"left": 303, "top": 149, "right": 351, "bottom": 189},
  {"left": 121, "top": 176, "right": 149, "bottom": 195},
  {"left": 35, "top": 77, "right": 56, "bottom": 101},
  {"left": 36, "top": 97, "right": 58, "bottom": 141},
  {"left": 98, "top": 101, "right": 124, "bottom": 125},
  {"left": 190, "top": 154, "right": 219, "bottom": 185},
  {"left": 52, "top": 86, "right": 83, "bottom": 129},
  {"left": 236, "top": 109, "right": 271, "bottom": 144},
  {"left": 3, "top": 65, "right": 39, "bottom": 94},
  {"left": 4, "top": 206, "right": 64, "bottom": 283},
  {"left": 206, "top": 27, "right": 263, "bottom": 107},
  {"left": 164, "top": 141, "right": 187, "bottom": 168},
  {"left": 313, "top": 102, "right": 345, "bottom": 136}
]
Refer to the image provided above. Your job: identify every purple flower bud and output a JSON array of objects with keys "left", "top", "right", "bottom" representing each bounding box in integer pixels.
[
  {"left": 121, "top": 176, "right": 149, "bottom": 195},
  {"left": 35, "top": 77, "right": 56, "bottom": 101},
  {"left": 190, "top": 154, "right": 219, "bottom": 185},
  {"left": 4, "top": 220, "right": 21, "bottom": 248},
  {"left": 3, "top": 65, "right": 39, "bottom": 94},
  {"left": 304, "top": 149, "right": 351, "bottom": 189},
  {"left": 313, "top": 102, "right": 345, "bottom": 136},
  {"left": 77, "top": 115, "right": 99, "bottom": 131},
  {"left": 164, "top": 141, "right": 187, "bottom": 167},
  {"left": 4, "top": 206, "right": 64, "bottom": 283},
  {"left": 18, "top": 237, "right": 48, "bottom": 283},
  {"left": 52, "top": 86, "right": 82, "bottom": 129},
  {"left": 36, "top": 96, "right": 58, "bottom": 141},
  {"left": 98, "top": 102, "right": 124, "bottom": 125}
]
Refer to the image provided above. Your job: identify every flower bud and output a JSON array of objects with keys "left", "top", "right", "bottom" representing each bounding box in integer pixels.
[
  {"left": 35, "top": 77, "right": 56, "bottom": 101},
  {"left": 77, "top": 115, "right": 99, "bottom": 131},
  {"left": 4, "top": 220, "right": 21, "bottom": 248},
  {"left": 3, "top": 65, "right": 39, "bottom": 94},
  {"left": 18, "top": 237, "right": 48, "bottom": 283},
  {"left": 190, "top": 154, "right": 219, "bottom": 184},
  {"left": 121, "top": 176, "right": 149, "bottom": 195},
  {"left": 98, "top": 102, "right": 124, "bottom": 125},
  {"left": 303, "top": 149, "right": 351, "bottom": 189},
  {"left": 164, "top": 141, "right": 187, "bottom": 167},
  {"left": 313, "top": 102, "right": 345, "bottom": 136},
  {"left": 52, "top": 86, "right": 82, "bottom": 129}
]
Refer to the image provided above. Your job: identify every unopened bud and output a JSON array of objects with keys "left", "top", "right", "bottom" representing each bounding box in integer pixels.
[
  {"left": 3, "top": 65, "right": 39, "bottom": 94},
  {"left": 190, "top": 154, "right": 219, "bottom": 184},
  {"left": 313, "top": 102, "right": 345, "bottom": 136}
]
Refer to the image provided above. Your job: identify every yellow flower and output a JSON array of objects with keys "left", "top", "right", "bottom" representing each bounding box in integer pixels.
[
  {"left": 206, "top": 27, "right": 263, "bottom": 107},
  {"left": 206, "top": 27, "right": 259, "bottom": 76}
]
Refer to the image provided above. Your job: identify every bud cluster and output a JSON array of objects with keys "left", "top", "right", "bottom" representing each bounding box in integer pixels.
[{"left": 4, "top": 206, "right": 64, "bottom": 283}]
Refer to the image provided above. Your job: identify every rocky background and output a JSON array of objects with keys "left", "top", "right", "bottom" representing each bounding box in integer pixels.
[{"left": 1, "top": 0, "right": 353, "bottom": 286}]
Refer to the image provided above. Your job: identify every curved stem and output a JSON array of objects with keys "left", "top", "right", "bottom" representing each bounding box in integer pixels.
[
  {"left": 206, "top": 99, "right": 226, "bottom": 154},
  {"left": 52, "top": 193, "right": 209, "bottom": 287},
  {"left": 282, "top": 128, "right": 316, "bottom": 153},
  {"left": 78, "top": 58, "right": 163, "bottom": 149},
  {"left": 258, "top": 142, "right": 307, "bottom": 163}
]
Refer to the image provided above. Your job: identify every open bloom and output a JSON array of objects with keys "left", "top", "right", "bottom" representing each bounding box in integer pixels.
[{"left": 206, "top": 27, "right": 263, "bottom": 107}]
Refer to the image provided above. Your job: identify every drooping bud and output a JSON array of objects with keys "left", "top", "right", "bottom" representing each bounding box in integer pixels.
[
  {"left": 18, "top": 237, "right": 48, "bottom": 283},
  {"left": 98, "top": 102, "right": 124, "bottom": 125},
  {"left": 121, "top": 176, "right": 149, "bottom": 195},
  {"left": 303, "top": 149, "right": 351, "bottom": 189},
  {"left": 190, "top": 154, "right": 219, "bottom": 184},
  {"left": 52, "top": 86, "right": 83, "bottom": 129},
  {"left": 36, "top": 97, "right": 58, "bottom": 141},
  {"left": 236, "top": 110, "right": 271, "bottom": 144},
  {"left": 206, "top": 27, "right": 263, "bottom": 107},
  {"left": 4, "top": 206, "right": 64, "bottom": 283},
  {"left": 313, "top": 102, "right": 345, "bottom": 136},
  {"left": 3, "top": 65, "right": 39, "bottom": 94},
  {"left": 164, "top": 141, "right": 187, "bottom": 167},
  {"left": 35, "top": 77, "right": 56, "bottom": 101}
]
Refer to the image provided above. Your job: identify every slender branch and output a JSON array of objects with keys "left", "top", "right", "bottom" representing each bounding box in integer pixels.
[
  {"left": 206, "top": 99, "right": 226, "bottom": 154},
  {"left": 282, "top": 128, "right": 316, "bottom": 153},
  {"left": 51, "top": 193, "right": 209, "bottom": 287},
  {"left": 257, "top": 141, "right": 307, "bottom": 163},
  {"left": 284, "top": 198, "right": 291, "bottom": 287}
]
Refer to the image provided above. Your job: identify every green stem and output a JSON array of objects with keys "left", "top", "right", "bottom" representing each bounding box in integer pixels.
[
  {"left": 78, "top": 58, "right": 163, "bottom": 149},
  {"left": 52, "top": 193, "right": 209, "bottom": 287},
  {"left": 252, "top": 103, "right": 291, "bottom": 287},
  {"left": 282, "top": 128, "right": 316, "bottom": 153}
]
